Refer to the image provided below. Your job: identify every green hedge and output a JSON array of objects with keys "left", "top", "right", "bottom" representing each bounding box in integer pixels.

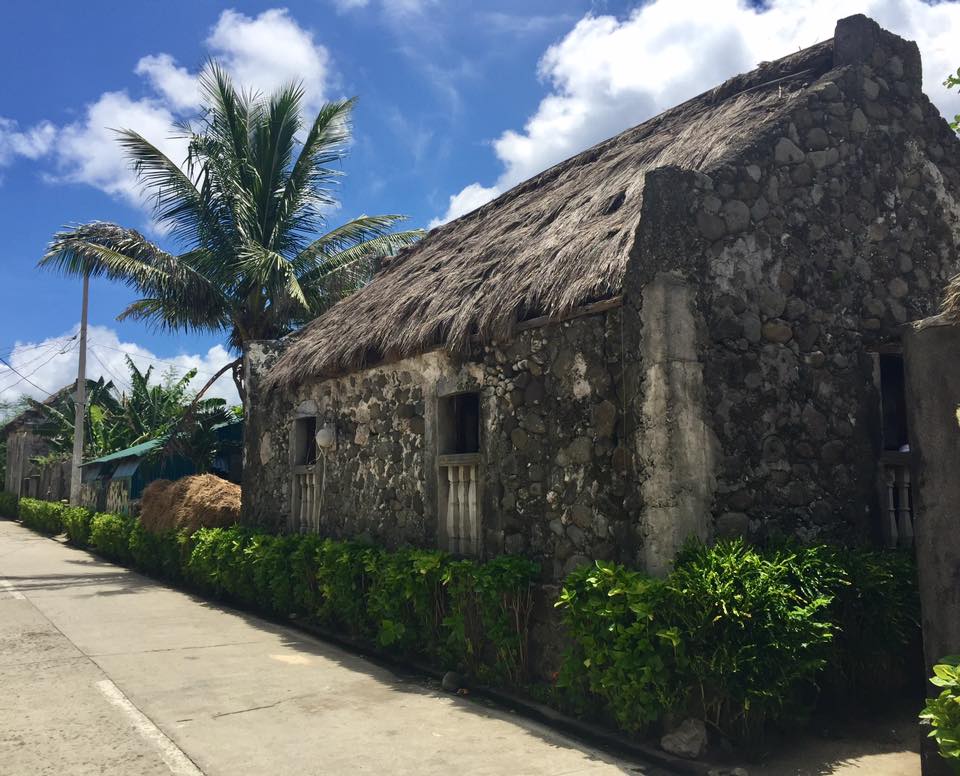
[
  {"left": 16, "top": 505, "right": 539, "bottom": 683},
  {"left": 19, "top": 498, "right": 67, "bottom": 535},
  {"left": 13, "top": 499, "right": 919, "bottom": 745},
  {"left": 182, "top": 526, "right": 538, "bottom": 683},
  {"left": 63, "top": 506, "right": 94, "bottom": 547},
  {"left": 89, "top": 512, "right": 135, "bottom": 564},
  {"left": 556, "top": 540, "right": 920, "bottom": 743},
  {"left": 0, "top": 491, "right": 17, "bottom": 519},
  {"left": 920, "top": 655, "right": 960, "bottom": 768}
]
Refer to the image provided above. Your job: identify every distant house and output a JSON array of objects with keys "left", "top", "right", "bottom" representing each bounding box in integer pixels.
[
  {"left": 243, "top": 16, "right": 960, "bottom": 578},
  {"left": 1, "top": 384, "right": 74, "bottom": 501},
  {"left": 81, "top": 420, "right": 243, "bottom": 515}
]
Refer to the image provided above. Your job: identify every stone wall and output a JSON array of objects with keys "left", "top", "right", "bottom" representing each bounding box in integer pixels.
[
  {"left": 635, "top": 17, "right": 960, "bottom": 545},
  {"left": 244, "top": 310, "right": 640, "bottom": 581}
]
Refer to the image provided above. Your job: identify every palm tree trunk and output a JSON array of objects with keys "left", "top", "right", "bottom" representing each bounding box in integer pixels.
[{"left": 193, "top": 357, "right": 243, "bottom": 408}]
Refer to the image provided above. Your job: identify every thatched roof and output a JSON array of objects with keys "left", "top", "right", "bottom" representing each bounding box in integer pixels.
[
  {"left": 269, "top": 40, "right": 835, "bottom": 389},
  {"left": 942, "top": 275, "right": 960, "bottom": 322}
]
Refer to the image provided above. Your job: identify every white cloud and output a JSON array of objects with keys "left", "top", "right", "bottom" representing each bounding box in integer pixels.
[
  {"left": 52, "top": 91, "right": 188, "bottom": 208},
  {"left": 432, "top": 0, "right": 960, "bottom": 226},
  {"left": 0, "top": 325, "right": 239, "bottom": 407},
  {"left": 206, "top": 9, "right": 330, "bottom": 114},
  {"left": 33, "top": 8, "right": 331, "bottom": 211},
  {"left": 429, "top": 183, "right": 499, "bottom": 228},
  {"left": 0, "top": 117, "right": 57, "bottom": 165},
  {"left": 135, "top": 54, "right": 202, "bottom": 111},
  {"left": 332, "top": 0, "right": 371, "bottom": 11},
  {"left": 334, "top": 0, "right": 434, "bottom": 16}
]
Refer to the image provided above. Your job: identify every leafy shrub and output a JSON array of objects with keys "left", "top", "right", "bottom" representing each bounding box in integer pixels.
[
  {"left": 247, "top": 533, "right": 300, "bottom": 616},
  {"left": 556, "top": 541, "right": 919, "bottom": 743},
  {"left": 19, "top": 498, "right": 66, "bottom": 535},
  {"left": 315, "top": 540, "right": 378, "bottom": 636},
  {"left": 288, "top": 534, "right": 324, "bottom": 616},
  {"left": 825, "top": 548, "right": 920, "bottom": 700},
  {"left": 128, "top": 521, "right": 184, "bottom": 581},
  {"left": 445, "top": 555, "right": 538, "bottom": 684},
  {"left": 366, "top": 548, "right": 448, "bottom": 654},
  {"left": 665, "top": 541, "right": 837, "bottom": 740},
  {"left": 920, "top": 655, "right": 960, "bottom": 769},
  {"left": 89, "top": 512, "right": 134, "bottom": 564},
  {"left": 185, "top": 526, "right": 255, "bottom": 601},
  {"left": 63, "top": 506, "right": 94, "bottom": 548},
  {"left": 555, "top": 561, "right": 679, "bottom": 732},
  {"left": 0, "top": 491, "right": 18, "bottom": 519}
]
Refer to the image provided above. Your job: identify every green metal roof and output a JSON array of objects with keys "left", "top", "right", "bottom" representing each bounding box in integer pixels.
[
  {"left": 81, "top": 417, "right": 242, "bottom": 466},
  {"left": 82, "top": 438, "right": 163, "bottom": 466}
]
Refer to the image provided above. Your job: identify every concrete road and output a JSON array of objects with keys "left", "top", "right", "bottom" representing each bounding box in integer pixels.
[{"left": 0, "top": 521, "right": 656, "bottom": 776}]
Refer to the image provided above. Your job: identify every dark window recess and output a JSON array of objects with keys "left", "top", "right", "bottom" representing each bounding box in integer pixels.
[
  {"left": 293, "top": 416, "right": 318, "bottom": 465},
  {"left": 880, "top": 354, "right": 908, "bottom": 451},
  {"left": 439, "top": 393, "right": 480, "bottom": 455}
]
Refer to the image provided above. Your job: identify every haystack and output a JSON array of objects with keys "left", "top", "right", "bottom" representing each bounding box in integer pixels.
[{"left": 139, "top": 474, "right": 241, "bottom": 534}]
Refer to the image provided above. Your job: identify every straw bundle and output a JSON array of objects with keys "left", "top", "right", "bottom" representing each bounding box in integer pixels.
[{"left": 139, "top": 474, "right": 241, "bottom": 534}]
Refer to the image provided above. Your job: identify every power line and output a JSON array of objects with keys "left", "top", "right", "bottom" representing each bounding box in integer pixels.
[
  {"left": 0, "top": 334, "right": 77, "bottom": 362},
  {"left": 0, "top": 338, "right": 75, "bottom": 391},
  {"left": 88, "top": 346, "right": 133, "bottom": 394},
  {"left": 87, "top": 340, "right": 224, "bottom": 378},
  {"left": 0, "top": 339, "right": 78, "bottom": 397},
  {"left": 0, "top": 354, "right": 58, "bottom": 399}
]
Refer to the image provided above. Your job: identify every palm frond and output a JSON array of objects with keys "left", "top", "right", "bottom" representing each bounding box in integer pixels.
[
  {"left": 296, "top": 227, "right": 424, "bottom": 283},
  {"left": 275, "top": 99, "right": 355, "bottom": 244},
  {"left": 113, "top": 130, "right": 230, "bottom": 251},
  {"left": 40, "top": 223, "right": 230, "bottom": 335},
  {"left": 38, "top": 62, "right": 420, "bottom": 362}
]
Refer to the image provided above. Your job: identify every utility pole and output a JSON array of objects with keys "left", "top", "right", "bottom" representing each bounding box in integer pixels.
[{"left": 69, "top": 272, "right": 89, "bottom": 506}]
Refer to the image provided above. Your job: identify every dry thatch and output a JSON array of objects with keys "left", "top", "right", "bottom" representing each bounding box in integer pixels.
[
  {"left": 268, "top": 41, "right": 834, "bottom": 389},
  {"left": 942, "top": 272, "right": 960, "bottom": 322},
  {"left": 139, "top": 474, "right": 241, "bottom": 535}
]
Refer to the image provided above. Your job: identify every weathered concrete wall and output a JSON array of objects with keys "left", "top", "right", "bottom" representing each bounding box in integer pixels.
[
  {"left": 903, "top": 318, "right": 960, "bottom": 776},
  {"left": 636, "top": 273, "right": 716, "bottom": 575},
  {"left": 635, "top": 16, "right": 960, "bottom": 544}
]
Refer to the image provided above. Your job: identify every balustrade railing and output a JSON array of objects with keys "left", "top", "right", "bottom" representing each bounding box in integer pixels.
[
  {"left": 439, "top": 453, "right": 480, "bottom": 555},
  {"left": 293, "top": 465, "right": 320, "bottom": 534},
  {"left": 882, "top": 451, "right": 914, "bottom": 548}
]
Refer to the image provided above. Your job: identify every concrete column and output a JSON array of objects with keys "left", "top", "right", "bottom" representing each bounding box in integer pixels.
[
  {"left": 903, "top": 316, "right": 960, "bottom": 776},
  {"left": 637, "top": 272, "right": 717, "bottom": 576}
]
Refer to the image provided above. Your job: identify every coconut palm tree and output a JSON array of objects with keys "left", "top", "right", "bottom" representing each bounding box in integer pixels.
[{"left": 40, "top": 64, "right": 423, "bottom": 401}]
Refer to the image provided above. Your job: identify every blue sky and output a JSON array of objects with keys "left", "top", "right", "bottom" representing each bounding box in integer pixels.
[{"left": 1, "top": 0, "right": 958, "bottom": 404}]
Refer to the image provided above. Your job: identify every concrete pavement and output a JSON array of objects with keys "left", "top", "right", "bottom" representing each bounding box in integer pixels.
[{"left": 0, "top": 520, "right": 656, "bottom": 776}]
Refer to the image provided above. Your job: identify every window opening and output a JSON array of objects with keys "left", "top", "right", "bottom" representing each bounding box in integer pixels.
[
  {"left": 293, "top": 416, "right": 318, "bottom": 465},
  {"left": 439, "top": 393, "right": 480, "bottom": 455},
  {"left": 879, "top": 354, "right": 908, "bottom": 452}
]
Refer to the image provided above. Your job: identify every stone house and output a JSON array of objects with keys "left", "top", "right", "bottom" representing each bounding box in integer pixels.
[{"left": 244, "top": 15, "right": 960, "bottom": 579}]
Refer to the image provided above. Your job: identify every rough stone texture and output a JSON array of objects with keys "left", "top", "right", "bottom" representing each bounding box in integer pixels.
[
  {"left": 683, "top": 19, "right": 960, "bottom": 546},
  {"left": 903, "top": 318, "right": 960, "bottom": 776},
  {"left": 637, "top": 273, "right": 716, "bottom": 576},
  {"left": 245, "top": 312, "right": 635, "bottom": 585},
  {"left": 660, "top": 718, "right": 708, "bottom": 759}
]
